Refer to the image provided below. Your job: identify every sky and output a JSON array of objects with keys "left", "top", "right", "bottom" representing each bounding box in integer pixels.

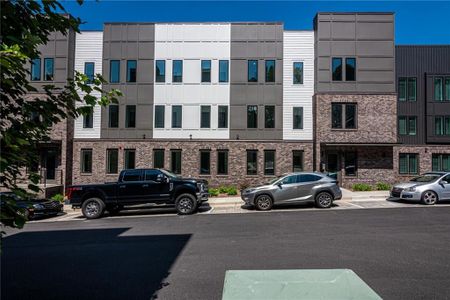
[{"left": 62, "top": 1, "right": 450, "bottom": 44}]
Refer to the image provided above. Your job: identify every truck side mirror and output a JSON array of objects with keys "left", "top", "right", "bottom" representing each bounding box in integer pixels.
[{"left": 156, "top": 174, "right": 164, "bottom": 182}]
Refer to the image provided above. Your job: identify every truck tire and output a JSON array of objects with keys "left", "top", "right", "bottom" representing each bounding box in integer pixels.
[
  {"left": 175, "top": 193, "right": 197, "bottom": 215},
  {"left": 82, "top": 197, "right": 105, "bottom": 219}
]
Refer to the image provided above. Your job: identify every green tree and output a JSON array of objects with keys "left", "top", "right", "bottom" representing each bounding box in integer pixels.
[{"left": 0, "top": 1, "right": 122, "bottom": 230}]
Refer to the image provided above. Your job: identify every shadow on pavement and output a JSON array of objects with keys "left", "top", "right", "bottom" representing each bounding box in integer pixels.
[
  {"left": 241, "top": 202, "right": 339, "bottom": 211},
  {"left": 1, "top": 228, "right": 191, "bottom": 300}
]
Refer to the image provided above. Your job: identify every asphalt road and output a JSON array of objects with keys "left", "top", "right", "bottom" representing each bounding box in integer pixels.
[{"left": 2, "top": 206, "right": 450, "bottom": 300}]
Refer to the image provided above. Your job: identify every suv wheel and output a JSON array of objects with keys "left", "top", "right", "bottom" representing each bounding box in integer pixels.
[
  {"left": 315, "top": 192, "right": 333, "bottom": 208},
  {"left": 421, "top": 191, "right": 438, "bottom": 205},
  {"left": 255, "top": 194, "right": 273, "bottom": 211},
  {"left": 175, "top": 194, "right": 197, "bottom": 215},
  {"left": 82, "top": 198, "right": 105, "bottom": 219}
]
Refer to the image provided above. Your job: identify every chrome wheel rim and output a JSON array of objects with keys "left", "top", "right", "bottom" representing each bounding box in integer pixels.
[
  {"left": 85, "top": 201, "right": 100, "bottom": 217},
  {"left": 318, "top": 193, "right": 332, "bottom": 207},
  {"left": 178, "top": 198, "right": 193, "bottom": 213},
  {"left": 257, "top": 196, "right": 271, "bottom": 210},
  {"left": 423, "top": 192, "right": 437, "bottom": 205}
]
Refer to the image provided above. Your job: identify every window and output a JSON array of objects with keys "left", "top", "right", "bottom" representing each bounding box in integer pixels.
[
  {"left": 201, "top": 60, "right": 211, "bottom": 83},
  {"left": 154, "top": 105, "right": 165, "bottom": 128},
  {"left": 217, "top": 150, "right": 228, "bottom": 175},
  {"left": 248, "top": 60, "right": 258, "bottom": 82},
  {"left": 435, "top": 116, "right": 450, "bottom": 136},
  {"left": 345, "top": 58, "right": 356, "bottom": 81},
  {"left": 110, "top": 60, "right": 120, "bottom": 83},
  {"left": 399, "top": 116, "right": 417, "bottom": 136},
  {"left": 345, "top": 104, "right": 356, "bottom": 129},
  {"left": 153, "top": 149, "right": 164, "bottom": 169},
  {"left": 332, "top": 103, "right": 357, "bottom": 129},
  {"left": 126, "top": 60, "right": 137, "bottom": 82},
  {"left": 44, "top": 58, "right": 54, "bottom": 81},
  {"left": 298, "top": 174, "right": 322, "bottom": 183},
  {"left": 407, "top": 78, "right": 417, "bottom": 101},
  {"left": 80, "top": 149, "right": 92, "bottom": 173},
  {"left": 281, "top": 175, "right": 299, "bottom": 184},
  {"left": 432, "top": 154, "right": 450, "bottom": 172},
  {"left": 200, "top": 106, "right": 211, "bottom": 128},
  {"left": 293, "top": 107, "right": 303, "bottom": 129},
  {"left": 145, "top": 169, "right": 161, "bottom": 181},
  {"left": 331, "top": 104, "right": 342, "bottom": 128},
  {"left": 218, "top": 106, "right": 228, "bottom": 128},
  {"left": 332, "top": 58, "right": 342, "bottom": 81},
  {"left": 435, "top": 77, "right": 443, "bottom": 101},
  {"left": 293, "top": 62, "right": 303, "bottom": 84},
  {"left": 109, "top": 105, "right": 119, "bottom": 128},
  {"left": 399, "top": 153, "right": 418, "bottom": 175},
  {"left": 265, "top": 106, "right": 275, "bottom": 128},
  {"left": 125, "top": 105, "right": 136, "bottom": 128},
  {"left": 446, "top": 77, "right": 450, "bottom": 101},
  {"left": 84, "top": 62, "right": 95, "bottom": 83},
  {"left": 292, "top": 150, "right": 303, "bottom": 172},
  {"left": 219, "top": 60, "right": 229, "bottom": 83},
  {"left": 247, "top": 105, "right": 258, "bottom": 128},
  {"left": 264, "top": 150, "right": 275, "bottom": 175},
  {"left": 398, "top": 78, "right": 406, "bottom": 101},
  {"left": 122, "top": 170, "right": 141, "bottom": 182},
  {"left": 398, "top": 78, "right": 417, "bottom": 101},
  {"left": 124, "top": 149, "right": 136, "bottom": 169},
  {"left": 83, "top": 109, "right": 93, "bottom": 128},
  {"left": 155, "top": 60, "right": 165, "bottom": 83},
  {"left": 265, "top": 60, "right": 275, "bottom": 82},
  {"left": 172, "top": 105, "right": 182, "bottom": 128},
  {"left": 344, "top": 152, "right": 357, "bottom": 176},
  {"left": 106, "top": 149, "right": 119, "bottom": 174},
  {"left": 200, "top": 151, "right": 211, "bottom": 175},
  {"left": 171, "top": 150, "right": 182, "bottom": 174},
  {"left": 172, "top": 60, "right": 183, "bottom": 83},
  {"left": 31, "top": 58, "right": 41, "bottom": 81},
  {"left": 247, "top": 150, "right": 258, "bottom": 175}
]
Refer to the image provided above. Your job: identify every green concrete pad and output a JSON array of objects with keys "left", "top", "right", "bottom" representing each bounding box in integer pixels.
[{"left": 222, "top": 269, "right": 382, "bottom": 300}]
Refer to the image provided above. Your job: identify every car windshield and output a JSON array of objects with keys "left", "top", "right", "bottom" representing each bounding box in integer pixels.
[
  {"left": 160, "top": 169, "right": 179, "bottom": 179},
  {"left": 410, "top": 174, "right": 441, "bottom": 182}
]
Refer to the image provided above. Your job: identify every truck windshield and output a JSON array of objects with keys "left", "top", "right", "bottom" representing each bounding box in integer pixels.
[{"left": 160, "top": 169, "right": 179, "bottom": 179}]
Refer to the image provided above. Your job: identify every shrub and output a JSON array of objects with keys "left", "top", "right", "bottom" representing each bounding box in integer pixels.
[
  {"left": 218, "top": 186, "right": 229, "bottom": 194},
  {"left": 238, "top": 180, "right": 251, "bottom": 191},
  {"left": 51, "top": 193, "right": 64, "bottom": 202},
  {"left": 376, "top": 182, "right": 391, "bottom": 191},
  {"left": 226, "top": 186, "right": 238, "bottom": 196},
  {"left": 352, "top": 183, "right": 373, "bottom": 191},
  {"left": 209, "top": 188, "right": 219, "bottom": 197}
]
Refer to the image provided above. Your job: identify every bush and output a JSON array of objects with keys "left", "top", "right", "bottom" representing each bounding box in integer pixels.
[
  {"left": 226, "top": 186, "right": 238, "bottom": 196},
  {"left": 238, "top": 180, "right": 251, "bottom": 191},
  {"left": 352, "top": 183, "right": 373, "bottom": 191},
  {"left": 51, "top": 193, "right": 64, "bottom": 202},
  {"left": 209, "top": 188, "right": 219, "bottom": 197},
  {"left": 218, "top": 186, "right": 229, "bottom": 194},
  {"left": 376, "top": 182, "right": 391, "bottom": 191}
]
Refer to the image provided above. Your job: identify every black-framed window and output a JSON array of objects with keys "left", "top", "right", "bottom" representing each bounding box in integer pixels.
[
  {"left": 80, "top": 149, "right": 92, "bottom": 173},
  {"left": 125, "top": 105, "right": 136, "bottom": 128},
  {"left": 398, "top": 78, "right": 416, "bottom": 101},
  {"left": 171, "top": 150, "right": 182, "bottom": 174},
  {"left": 83, "top": 109, "right": 93, "bottom": 128},
  {"left": 154, "top": 105, "right": 165, "bottom": 128},
  {"left": 106, "top": 149, "right": 119, "bottom": 174},
  {"left": 31, "top": 58, "right": 41, "bottom": 81},
  {"left": 435, "top": 116, "right": 450, "bottom": 136},
  {"left": 172, "top": 60, "right": 183, "bottom": 83},
  {"left": 109, "top": 105, "right": 119, "bottom": 128},
  {"left": 110, "top": 60, "right": 120, "bottom": 83},
  {"left": 345, "top": 58, "right": 356, "bottom": 81},
  {"left": 264, "top": 150, "right": 275, "bottom": 175},
  {"left": 293, "top": 107, "right": 303, "bottom": 129},
  {"left": 398, "top": 116, "right": 417, "bottom": 136},
  {"left": 153, "top": 149, "right": 164, "bottom": 169},
  {"left": 265, "top": 106, "right": 275, "bottom": 128},
  {"left": 247, "top": 105, "right": 258, "bottom": 128},
  {"left": 44, "top": 58, "right": 54, "bottom": 81},
  {"left": 408, "top": 78, "right": 417, "bottom": 101},
  {"left": 292, "top": 150, "right": 303, "bottom": 172},
  {"left": 126, "top": 60, "right": 137, "bottom": 82},
  {"left": 200, "top": 106, "right": 211, "bottom": 128},
  {"left": 332, "top": 57, "right": 342, "bottom": 81},
  {"left": 445, "top": 77, "right": 450, "bottom": 101},
  {"left": 218, "top": 105, "right": 228, "bottom": 128},
  {"left": 246, "top": 150, "right": 258, "bottom": 175},
  {"left": 248, "top": 60, "right": 258, "bottom": 82},
  {"left": 265, "top": 60, "right": 275, "bottom": 82},
  {"left": 201, "top": 60, "right": 211, "bottom": 83},
  {"left": 172, "top": 105, "right": 182, "bottom": 128},
  {"left": 84, "top": 62, "right": 95, "bottom": 83},
  {"left": 155, "top": 60, "right": 165, "bottom": 83},
  {"left": 434, "top": 77, "right": 443, "bottom": 101},
  {"left": 217, "top": 150, "right": 228, "bottom": 175},
  {"left": 293, "top": 62, "right": 303, "bottom": 84},
  {"left": 332, "top": 103, "right": 357, "bottom": 129},
  {"left": 219, "top": 60, "right": 229, "bottom": 83},
  {"left": 399, "top": 153, "right": 418, "bottom": 175},
  {"left": 124, "top": 149, "right": 136, "bottom": 169},
  {"left": 200, "top": 150, "right": 211, "bottom": 175},
  {"left": 344, "top": 152, "right": 357, "bottom": 176},
  {"left": 432, "top": 154, "right": 450, "bottom": 172}
]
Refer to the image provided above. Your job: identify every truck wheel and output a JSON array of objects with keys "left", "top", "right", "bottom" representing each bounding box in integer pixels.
[
  {"left": 315, "top": 192, "right": 333, "bottom": 208},
  {"left": 175, "top": 194, "right": 197, "bottom": 215},
  {"left": 82, "top": 197, "right": 105, "bottom": 219}
]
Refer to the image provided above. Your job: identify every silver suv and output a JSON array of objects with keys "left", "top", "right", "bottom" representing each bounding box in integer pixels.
[{"left": 241, "top": 172, "right": 342, "bottom": 210}]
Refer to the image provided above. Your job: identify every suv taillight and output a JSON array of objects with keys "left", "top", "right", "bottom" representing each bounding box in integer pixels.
[{"left": 66, "top": 187, "right": 82, "bottom": 200}]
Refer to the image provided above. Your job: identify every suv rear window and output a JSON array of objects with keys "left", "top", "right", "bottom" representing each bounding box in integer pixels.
[
  {"left": 122, "top": 170, "right": 141, "bottom": 182},
  {"left": 298, "top": 174, "right": 322, "bottom": 183}
]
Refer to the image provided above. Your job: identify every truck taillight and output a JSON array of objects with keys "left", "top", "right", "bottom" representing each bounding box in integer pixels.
[{"left": 66, "top": 187, "right": 82, "bottom": 199}]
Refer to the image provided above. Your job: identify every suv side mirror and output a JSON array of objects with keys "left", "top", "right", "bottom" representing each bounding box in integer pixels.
[{"left": 276, "top": 182, "right": 283, "bottom": 188}]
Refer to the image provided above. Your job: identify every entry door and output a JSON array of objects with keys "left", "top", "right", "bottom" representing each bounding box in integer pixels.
[
  {"left": 42, "top": 149, "right": 57, "bottom": 180},
  {"left": 327, "top": 153, "right": 339, "bottom": 173}
]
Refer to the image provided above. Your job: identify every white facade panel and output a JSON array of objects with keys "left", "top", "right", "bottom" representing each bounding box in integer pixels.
[
  {"left": 74, "top": 31, "right": 103, "bottom": 139},
  {"left": 283, "top": 31, "right": 315, "bottom": 140}
]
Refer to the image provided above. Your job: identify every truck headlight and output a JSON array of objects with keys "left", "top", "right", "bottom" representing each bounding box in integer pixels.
[{"left": 197, "top": 183, "right": 204, "bottom": 192}]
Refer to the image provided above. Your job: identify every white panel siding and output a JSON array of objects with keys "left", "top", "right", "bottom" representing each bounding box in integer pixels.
[
  {"left": 153, "top": 24, "right": 230, "bottom": 139},
  {"left": 283, "top": 31, "right": 314, "bottom": 140},
  {"left": 74, "top": 31, "right": 103, "bottom": 139}
]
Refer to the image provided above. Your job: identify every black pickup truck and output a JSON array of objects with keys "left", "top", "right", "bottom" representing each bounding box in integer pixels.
[{"left": 66, "top": 169, "right": 208, "bottom": 219}]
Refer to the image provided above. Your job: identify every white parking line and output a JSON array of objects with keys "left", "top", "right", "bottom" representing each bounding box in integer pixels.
[{"left": 345, "top": 202, "right": 365, "bottom": 208}]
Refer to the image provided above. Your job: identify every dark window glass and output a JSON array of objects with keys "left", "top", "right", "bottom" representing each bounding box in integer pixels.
[
  {"left": 156, "top": 60, "right": 165, "bottom": 83},
  {"left": 292, "top": 151, "right": 303, "bottom": 172},
  {"left": 109, "top": 105, "right": 119, "bottom": 128},
  {"left": 344, "top": 152, "right": 357, "bottom": 176},
  {"left": 298, "top": 174, "right": 322, "bottom": 183},
  {"left": 247, "top": 150, "right": 258, "bottom": 175},
  {"left": 217, "top": 150, "right": 228, "bottom": 175},
  {"left": 265, "top": 60, "right": 275, "bottom": 82},
  {"left": 264, "top": 150, "right": 275, "bottom": 175},
  {"left": 293, "top": 107, "right": 303, "bottom": 129},
  {"left": 247, "top": 105, "right": 258, "bottom": 128},
  {"left": 125, "top": 105, "right": 136, "bottom": 128},
  {"left": 408, "top": 116, "right": 417, "bottom": 136},
  {"left": 399, "top": 153, "right": 418, "bottom": 175},
  {"left": 154, "top": 105, "right": 165, "bottom": 128},
  {"left": 145, "top": 169, "right": 161, "bottom": 181},
  {"left": 345, "top": 104, "right": 356, "bottom": 129},
  {"left": 80, "top": 149, "right": 92, "bottom": 173},
  {"left": 435, "top": 77, "right": 443, "bottom": 101},
  {"left": 398, "top": 116, "right": 407, "bottom": 135},
  {"left": 172, "top": 105, "right": 182, "bottom": 128},
  {"left": 153, "top": 149, "right": 164, "bottom": 169},
  {"left": 432, "top": 154, "right": 450, "bottom": 172},
  {"left": 126, "top": 60, "right": 137, "bottom": 82},
  {"left": 265, "top": 106, "right": 275, "bottom": 128},
  {"left": 124, "top": 149, "right": 136, "bottom": 169},
  {"left": 84, "top": 62, "right": 95, "bottom": 83},
  {"left": 83, "top": 109, "right": 93, "bottom": 128},
  {"left": 281, "top": 175, "right": 298, "bottom": 184},
  {"left": 331, "top": 104, "right": 343, "bottom": 129},
  {"left": 446, "top": 117, "right": 450, "bottom": 135},
  {"left": 201, "top": 106, "right": 211, "bottom": 128},
  {"left": 201, "top": 60, "right": 211, "bottom": 83},
  {"left": 171, "top": 150, "right": 182, "bottom": 174},
  {"left": 110, "top": 60, "right": 120, "bottom": 83},
  {"left": 398, "top": 78, "right": 407, "bottom": 101},
  {"left": 200, "top": 151, "right": 211, "bottom": 175},
  {"left": 399, "top": 116, "right": 417, "bottom": 136},
  {"left": 44, "top": 58, "right": 54, "bottom": 81},
  {"left": 172, "top": 60, "right": 183, "bottom": 83},
  {"left": 219, "top": 60, "right": 229, "bottom": 83},
  {"left": 407, "top": 78, "right": 417, "bottom": 101},
  {"left": 435, "top": 116, "right": 450, "bottom": 136},
  {"left": 332, "top": 58, "right": 342, "bottom": 81},
  {"left": 31, "top": 58, "right": 41, "bottom": 81},
  {"left": 345, "top": 58, "right": 356, "bottom": 81},
  {"left": 445, "top": 78, "right": 450, "bottom": 101},
  {"left": 218, "top": 106, "right": 228, "bottom": 128},
  {"left": 122, "top": 170, "right": 141, "bottom": 182},
  {"left": 293, "top": 62, "right": 303, "bottom": 84},
  {"left": 106, "top": 149, "right": 119, "bottom": 174},
  {"left": 248, "top": 60, "right": 258, "bottom": 82},
  {"left": 332, "top": 103, "right": 357, "bottom": 129}
]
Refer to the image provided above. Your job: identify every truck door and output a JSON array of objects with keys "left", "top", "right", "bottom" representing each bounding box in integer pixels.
[
  {"left": 117, "top": 170, "right": 145, "bottom": 203},
  {"left": 143, "top": 170, "right": 171, "bottom": 202}
]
